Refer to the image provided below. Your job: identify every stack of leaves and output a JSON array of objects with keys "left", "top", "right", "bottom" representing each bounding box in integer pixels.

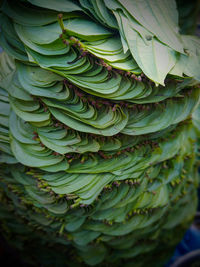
[{"left": 0, "top": 0, "right": 200, "bottom": 266}]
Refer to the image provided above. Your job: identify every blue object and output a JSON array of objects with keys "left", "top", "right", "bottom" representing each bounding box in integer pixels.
[
  {"left": 166, "top": 183, "right": 200, "bottom": 265},
  {"left": 166, "top": 185, "right": 200, "bottom": 266},
  {"left": 166, "top": 227, "right": 200, "bottom": 266}
]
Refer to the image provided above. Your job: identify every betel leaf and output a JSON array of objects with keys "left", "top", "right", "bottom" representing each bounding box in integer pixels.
[
  {"left": 0, "top": 52, "right": 15, "bottom": 90},
  {"left": 117, "top": 0, "right": 184, "bottom": 53},
  {"left": 2, "top": 0, "right": 76, "bottom": 26},
  {"left": 120, "top": 14, "right": 178, "bottom": 85},
  {"left": 10, "top": 135, "right": 64, "bottom": 167},
  {"left": 64, "top": 18, "right": 113, "bottom": 41},
  {"left": 27, "top": 0, "right": 83, "bottom": 12}
]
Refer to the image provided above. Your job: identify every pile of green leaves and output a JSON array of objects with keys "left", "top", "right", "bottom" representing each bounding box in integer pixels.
[{"left": 0, "top": 0, "right": 200, "bottom": 266}]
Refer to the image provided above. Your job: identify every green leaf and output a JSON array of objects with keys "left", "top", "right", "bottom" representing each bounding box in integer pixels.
[
  {"left": 27, "top": 0, "right": 83, "bottom": 12},
  {"left": 121, "top": 14, "right": 178, "bottom": 85},
  {"left": 117, "top": 0, "right": 184, "bottom": 53}
]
